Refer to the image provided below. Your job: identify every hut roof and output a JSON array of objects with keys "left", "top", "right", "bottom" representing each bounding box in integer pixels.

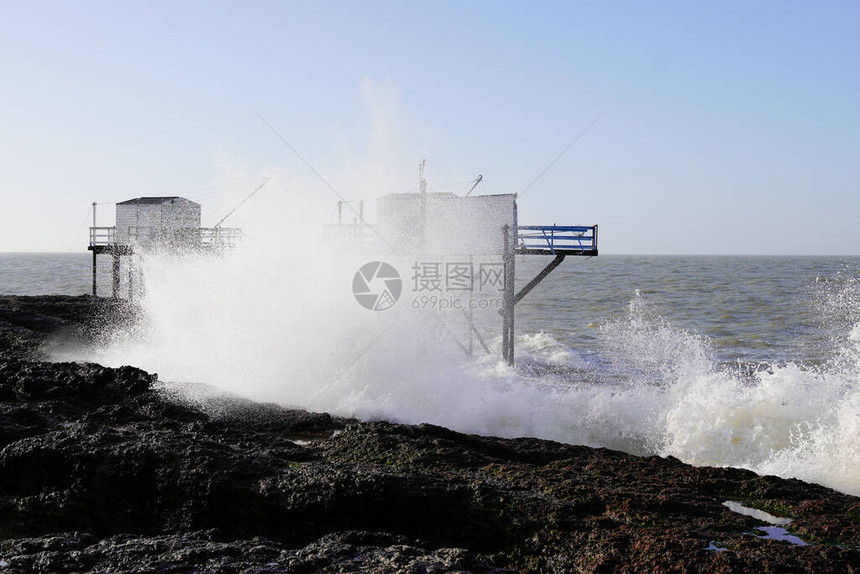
[{"left": 117, "top": 197, "right": 199, "bottom": 206}]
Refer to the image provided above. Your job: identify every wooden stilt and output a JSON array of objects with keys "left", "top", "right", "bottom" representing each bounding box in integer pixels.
[
  {"left": 112, "top": 255, "right": 121, "bottom": 299},
  {"left": 462, "top": 309, "right": 492, "bottom": 355},
  {"left": 467, "top": 305, "right": 474, "bottom": 355},
  {"left": 128, "top": 259, "right": 134, "bottom": 303},
  {"left": 502, "top": 225, "right": 516, "bottom": 365},
  {"left": 92, "top": 250, "right": 98, "bottom": 297}
]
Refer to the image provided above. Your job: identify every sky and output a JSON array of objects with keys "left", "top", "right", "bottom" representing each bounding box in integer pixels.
[{"left": 1, "top": 0, "right": 858, "bottom": 255}]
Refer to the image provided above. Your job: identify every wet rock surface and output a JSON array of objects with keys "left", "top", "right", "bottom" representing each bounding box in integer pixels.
[{"left": 1, "top": 295, "right": 859, "bottom": 572}]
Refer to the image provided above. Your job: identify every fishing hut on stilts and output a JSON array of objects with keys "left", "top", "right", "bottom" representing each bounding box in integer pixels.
[
  {"left": 88, "top": 197, "right": 242, "bottom": 299},
  {"left": 325, "top": 166, "right": 597, "bottom": 365}
]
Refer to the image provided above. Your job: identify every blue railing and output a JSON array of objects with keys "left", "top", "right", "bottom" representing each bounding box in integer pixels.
[{"left": 516, "top": 225, "right": 598, "bottom": 255}]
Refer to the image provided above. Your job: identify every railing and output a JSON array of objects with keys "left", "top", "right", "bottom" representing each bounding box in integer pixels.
[
  {"left": 89, "top": 227, "right": 116, "bottom": 246},
  {"left": 89, "top": 226, "right": 243, "bottom": 250},
  {"left": 516, "top": 225, "right": 598, "bottom": 255},
  {"left": 323, "top": 223, "right": 378, "bottom": 243},
  {"left": 200, "top": 227, "right": 242, "bottom": 248},
  {"left": 319, "top": 222, "right": 598, "bottom": 255}
]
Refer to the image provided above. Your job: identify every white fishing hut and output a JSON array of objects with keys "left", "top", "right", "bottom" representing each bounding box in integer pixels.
[
  {"left": 327, "top": 188, "right": 597, "bottom": 365},
  {"left": 115, "top": 197, "right": 202, "bottom": 246},
  {"left": 88, "top": 196, "right": 241, "bottom": 298}
]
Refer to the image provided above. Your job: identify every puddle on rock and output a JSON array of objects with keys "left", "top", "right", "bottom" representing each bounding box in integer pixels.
[
  {"left": 722, "top": 501, "right": 791, "bottom": 525},
  {"left": 753, "top": 525, "right": 808, "bottom": 546},
  {"left": 723, "top": 500, "right": 808, "bottom": 547}
]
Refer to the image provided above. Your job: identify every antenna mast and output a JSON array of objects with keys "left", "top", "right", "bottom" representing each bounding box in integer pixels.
[
  {"left": 464, "top": 175, "right": 483, "bottom": 197},
  {"left": 419, "top": 159, "right": 428, "bottom": 245}
]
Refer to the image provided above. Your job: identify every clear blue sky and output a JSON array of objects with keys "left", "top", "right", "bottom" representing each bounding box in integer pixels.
[{"left": 1, "top": 1, "right": 858, "bottom": 254}]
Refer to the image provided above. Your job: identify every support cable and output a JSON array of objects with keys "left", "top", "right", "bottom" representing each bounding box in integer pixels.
[
  {"left": 67, "top": 205, "right": 93, "bottom": 253},
  {"left": 307, "top": 326, "right": 391, "bottom": 408},
  {"left": 519, "top": 109, "right": 607, "bottom": 197},
  {"left": 214, "top": 178, "right": 269, "bottom": 228},
  {"left": 252, "top": 108, "right": 401, "bottom": 256}
]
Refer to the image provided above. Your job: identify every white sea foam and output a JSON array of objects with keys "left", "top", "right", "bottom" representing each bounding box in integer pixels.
[{"left": 59, "top": 181, "right": 860, "bottom": 498}]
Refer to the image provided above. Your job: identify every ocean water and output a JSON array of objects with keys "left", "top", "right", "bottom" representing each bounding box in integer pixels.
[
  {"left": 4, "top": 250, "right": 860, "bottom": 497},
  {"left": 515, "top": 255, "right": 851, "bottom": 368},
  {"left": 0, "top": 252, "right": 110, "bottom": 296}
]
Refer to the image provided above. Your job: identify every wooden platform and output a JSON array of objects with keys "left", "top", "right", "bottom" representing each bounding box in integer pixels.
[
  {"left": 88, "top": 244, "right": 134, "bottom": 256},
  {"left": 87, "top": 226, "right": 242, "bottom": 298},
  {"left": 514, "top": 225, "right": 598, "bottom": 256}
]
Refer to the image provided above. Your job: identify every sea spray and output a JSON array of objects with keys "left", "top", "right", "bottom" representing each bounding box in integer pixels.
[
  {"left": 591, "top": 287, "right": 860, "bottom": 495},
  {"left": 753, "top": 320, "right": 860, "bottom": 494},
  {"left": 59, "top": 187, "right": 860, "bottom": 496},
  {"left": 599, "top": 290, "right": 713, "bottom": 386}
]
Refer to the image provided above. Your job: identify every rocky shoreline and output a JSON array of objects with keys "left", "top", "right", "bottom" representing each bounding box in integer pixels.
[{"left": 1, "top": 295, "right": 859, "bottom": 572}]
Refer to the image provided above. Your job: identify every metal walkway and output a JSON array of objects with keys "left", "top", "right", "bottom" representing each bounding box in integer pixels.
[{"left": 515, "top": 225, "right": 598, "bottom": 256}]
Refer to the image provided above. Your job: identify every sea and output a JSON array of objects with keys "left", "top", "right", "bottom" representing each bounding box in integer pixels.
[{"left": 3, "top": 251, "right": 860, "bottom": 497}]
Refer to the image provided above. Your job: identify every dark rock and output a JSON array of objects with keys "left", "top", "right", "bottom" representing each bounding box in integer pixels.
[
  {"left": 1, "top": 295, "right": 860, "bottom": 572},
  {"left": 0, "top": 530, "right": 504, "bottom": 573}
]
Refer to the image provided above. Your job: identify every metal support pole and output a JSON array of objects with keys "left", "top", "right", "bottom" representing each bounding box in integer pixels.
[
  {"left": 514, "top": 254, "right": 566, "bottom": 305},
  {"left": 502, "top": 225, "right": 516, "bottom": 365},
  {"left": 92, "top": 250, "right": 97, "bottom": 297},
  {"left": 128, "top": 259, "right": 134, "bottom": 303},
  {"left": 467, "top": 254, "right": 473, "bottom": 355},
  {"left": 467, "top": 304, "right": 474, "bottom": 355},
  {"left": 112, "top": 255, "right": 121, "bottom": 299},
  {"left": 462, "top": 309, "right": 492, "bottom": 355},
  {"left": 356, "top": 200, "right": 364, "bottom": 242},
  {"left": 91, "top": 201, "right": 98, "bottom": 297}
]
